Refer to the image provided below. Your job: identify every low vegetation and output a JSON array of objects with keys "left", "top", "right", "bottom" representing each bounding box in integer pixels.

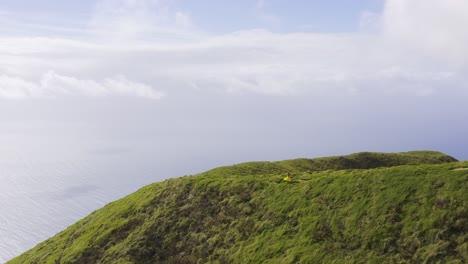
[{"left": 9, "top": 151, "right": 467, "bottom": 263}]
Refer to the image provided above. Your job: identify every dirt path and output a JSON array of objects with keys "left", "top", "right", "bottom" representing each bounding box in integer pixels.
[{"left": 452, "top": 167, "right": 468, "bottom": 171}]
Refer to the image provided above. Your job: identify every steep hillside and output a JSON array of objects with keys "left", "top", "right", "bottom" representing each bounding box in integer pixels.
[{"left": 9, "top": 151, "right": 467, "bottom": 263}]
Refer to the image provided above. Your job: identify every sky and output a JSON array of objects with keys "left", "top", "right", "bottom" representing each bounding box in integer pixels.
[
  {"left": 0, "top": 0, "right": 383, "bottom": 33},
  {"left": 1, "top": 0, "right": 468, "bottom": 260},
  {"left": 1, "top": 0, "right": 468, "bottom": 161},
  {"left": 1, "top": 0, "right": 468, "bottom": 160}
]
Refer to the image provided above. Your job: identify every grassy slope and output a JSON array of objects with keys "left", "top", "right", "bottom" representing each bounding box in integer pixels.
[{"left": 9, "top": 151, "right": 467, "bottom": 264}]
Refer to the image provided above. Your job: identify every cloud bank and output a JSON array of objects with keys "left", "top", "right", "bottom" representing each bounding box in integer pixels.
[
  {"left": 0, "top": 0, "right": 467, "bottom": 99},
  {"left": 0, "top": 71, "right": 163, "bottom": 99}
]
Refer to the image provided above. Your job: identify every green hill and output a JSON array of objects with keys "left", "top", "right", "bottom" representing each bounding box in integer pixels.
[{"left": 9, "top": 151, "right": 467, "bottom": 263}]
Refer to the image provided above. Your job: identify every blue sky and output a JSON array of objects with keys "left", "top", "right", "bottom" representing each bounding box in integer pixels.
[
  {"left": 1, "top": 0, "right": 384, "bottom": 33},
  {"left": 171, "top": 0, "right": 384, "bottom": 33}
]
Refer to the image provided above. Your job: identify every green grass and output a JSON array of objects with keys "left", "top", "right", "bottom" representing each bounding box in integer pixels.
[{"left": 8, "top": 151, "right": 467, "bottom": 264}]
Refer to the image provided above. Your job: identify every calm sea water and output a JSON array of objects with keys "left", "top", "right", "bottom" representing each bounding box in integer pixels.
[{"left": 0, "top": 146, "right": 193, "bottom": 263}]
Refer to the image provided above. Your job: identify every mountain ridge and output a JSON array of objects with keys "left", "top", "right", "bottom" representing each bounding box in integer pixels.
[{"left": 8, "top": 151, "right": 467, "bottom": 263}]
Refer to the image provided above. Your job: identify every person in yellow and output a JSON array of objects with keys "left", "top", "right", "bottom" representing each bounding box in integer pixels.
[{"left": 284, "top": 170, "right": 292, "bottom": 182}]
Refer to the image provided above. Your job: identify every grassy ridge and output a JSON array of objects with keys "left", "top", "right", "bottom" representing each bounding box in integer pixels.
[{"left": 8, "top": 151, "right": 467, "bottom": 263}]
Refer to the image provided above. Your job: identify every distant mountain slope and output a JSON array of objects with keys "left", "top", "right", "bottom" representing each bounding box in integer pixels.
[
  {"left": 203, "top": 151, "right": 458, "bottom": 176},
  {"left": 9, "top": 151, "right": 467, "bottom": 263}
]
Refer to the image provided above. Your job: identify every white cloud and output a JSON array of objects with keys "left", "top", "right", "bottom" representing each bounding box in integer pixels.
[
  {"left": 0, "top": 72, "right": 163, "bottom": 99},
  {"left": 0, "top": 74, "right": 39, "bottom": 99},
  {"left": 256, "top": 0, "right": 266, "bottom": 10},
  {"left": 359, "top": 11, "right": 382, "bottom": 33},
  {"left": 90, "top": 0, "right": 197, "bottom": 42},
  {"left": 0, "top": 0, "right": 467, "bottom": 99},
  {"left": 174, "top": 11, "right": 192, "bottom": 28},
  {"left": 254, "top": 0, "right": 281, "bottom": 28},
  {"left": 382, "top": 0, "right": 468, "bottom": 66}
]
